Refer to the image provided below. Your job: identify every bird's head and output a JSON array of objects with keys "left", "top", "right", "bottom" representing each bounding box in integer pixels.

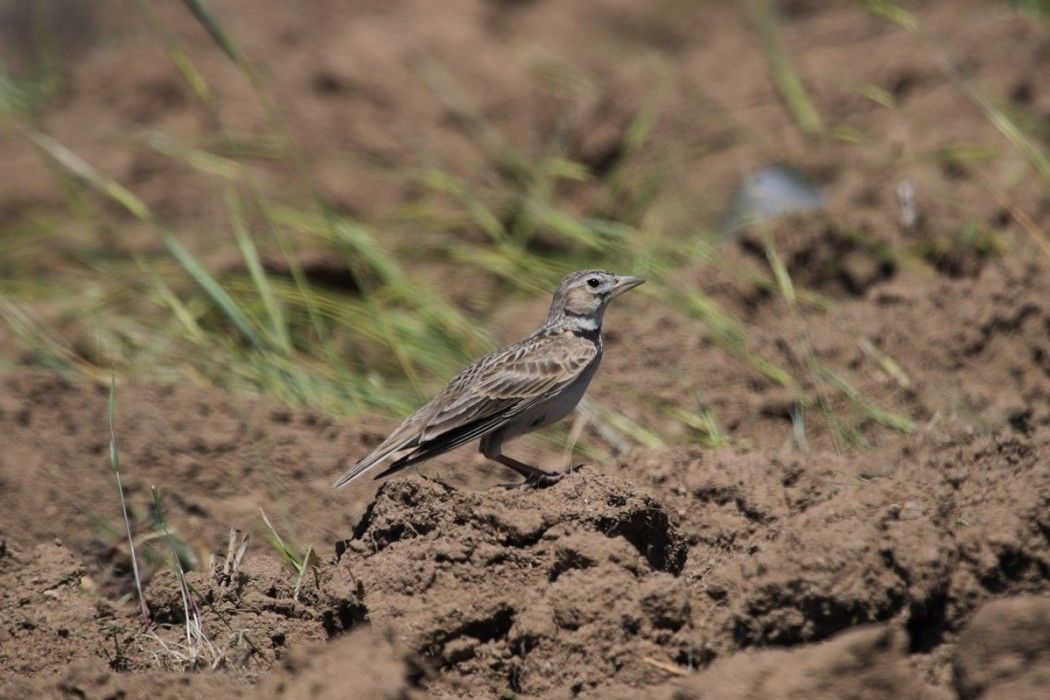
[{"left": 547, "top": 270, "right": 645, "bottom": 329}]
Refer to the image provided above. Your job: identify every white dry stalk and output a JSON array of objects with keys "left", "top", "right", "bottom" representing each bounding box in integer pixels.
[
  {"left": 143, "top": 615, "right": 225, "bottom": 672},
  {"left": 897, "top": 180, "right": 917, "bottom": 231}
]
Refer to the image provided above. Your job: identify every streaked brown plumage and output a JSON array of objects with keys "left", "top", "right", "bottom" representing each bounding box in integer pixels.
[{"left": 332, "top": 270, "right": 645, "bottom": 489}]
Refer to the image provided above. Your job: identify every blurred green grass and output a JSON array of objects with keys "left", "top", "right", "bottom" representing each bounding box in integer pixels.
[{"left": 4, "top": 0, "right": 1046, "bottom": 454}]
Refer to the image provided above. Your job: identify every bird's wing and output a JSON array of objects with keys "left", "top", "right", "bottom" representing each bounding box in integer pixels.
[
  {"left": 331, "top": 333, "right": 597, "bottom": 487},
  {"left": 416, "top": 332, "right": 598, "bottom": 443}
]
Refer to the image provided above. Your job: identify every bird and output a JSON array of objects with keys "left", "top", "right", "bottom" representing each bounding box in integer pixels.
[{"left": 332, "top": 270, "right": 645, "bottom": 489}]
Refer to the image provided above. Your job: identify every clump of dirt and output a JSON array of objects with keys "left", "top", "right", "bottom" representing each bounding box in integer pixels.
[
  {"left": 331, "top": 474, "right": 688, "bottom": 696},
  {"left": 0, "top": 658, "right": 250, "bottom": 700},
  {"left": 256, "top": 627, "right": 423, "bottom": 700},
  {"left": 672, "top": 625, "right": 923, "bottom": 700},
  {"left": 0, "top": 540, "right": 114, "bottom": 678},
  {"left": 952, "top": 596, "right": 1050, "bottom": 700}
]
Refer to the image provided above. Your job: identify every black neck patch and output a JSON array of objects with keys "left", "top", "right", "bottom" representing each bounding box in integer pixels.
[{"left": 571, "top": 325, "right": 602, "bottom": 343}]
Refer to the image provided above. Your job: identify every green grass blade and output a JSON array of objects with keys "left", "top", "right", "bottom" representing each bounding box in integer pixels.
[
  {"left": 136, "top": 0, "right": 212, "bottom": 102},
  {"left": 28, "top": 129, "right": 151, "bottom": 221},
  {"left": 817, "top": 366, "right": 917, "bottom": 432},
  {"left": 259, "top": 507, "right": 304, "bottom": 573},
  {"left": 763, "top": 230, "right": 797, "bottom": 305},
  {"left": 420, "top": 168, "right": 509, "bottom": 244},
  {"left": 853, "top": 0, "right": 918, "bottom": 30},
  {"left": 662, "top": 402, "right": 730, "bottom": 447},
  {"left": 151, "top": 225, "right": 264, "bottom": 347},
  {"left": 745, "top": 0, "right": 823, "bottom": 136},
  {"left": 29, "top": 129, "right": 264, "bottom": 347},
  {"left": 226, "top": 188, "right": 290, "bottom": 352},
  {"left": 583, "top": 398, "right": 666, "bottom": 450},
  {"left": 951, "top": 68, "right": 1050, "bottom": 190},
  {"left": 178, "top": 0, "right": 241, "bottom": 64},
  {"left": 140, "top": 131, "right": 240, "bottom": 179},
  {"left": 108, "top": 374, "right": 151, "bottom": 624}
]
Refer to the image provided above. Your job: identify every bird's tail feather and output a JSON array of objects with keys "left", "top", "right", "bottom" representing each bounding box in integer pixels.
[
  {"left": 331, "top": 437, "right": 417, "bottom": 488},
  {"left": 331, "top": 411, "right": 517, "bottom": 488}
]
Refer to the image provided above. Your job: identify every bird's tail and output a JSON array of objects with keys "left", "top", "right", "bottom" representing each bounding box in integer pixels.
[{"left": 331, "top": 437, "right": 417, "bottom": 488}]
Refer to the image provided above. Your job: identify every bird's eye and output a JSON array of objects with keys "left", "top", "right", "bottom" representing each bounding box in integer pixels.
[{"left": 586, "top": 277, "right": 600, "bottom": 288}]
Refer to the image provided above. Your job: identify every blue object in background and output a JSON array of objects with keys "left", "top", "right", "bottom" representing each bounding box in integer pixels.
[{"left": 720, "top": 165, "right": 823, "bottom": 234}]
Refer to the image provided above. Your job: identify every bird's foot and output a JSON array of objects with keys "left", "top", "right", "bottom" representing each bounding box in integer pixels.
[{"left": 501, "top": 464, "right": 583, "bottom": 490}]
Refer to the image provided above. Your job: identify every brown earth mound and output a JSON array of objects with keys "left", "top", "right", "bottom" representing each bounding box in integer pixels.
[{"left": 2, "top": 385, "right": 1048, "bottom": 696}]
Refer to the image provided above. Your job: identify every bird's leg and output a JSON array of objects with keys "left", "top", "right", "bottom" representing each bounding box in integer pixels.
[
  {"left": 481, "top": 437, "right": 576, "bottom": 489},
  {"left": 492, "top": 453, "right": 565, "bottom": 489}
]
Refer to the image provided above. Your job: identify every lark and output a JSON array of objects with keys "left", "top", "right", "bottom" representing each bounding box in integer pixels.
[{"left": 332, "top": 270, "right": 645, "bottom": 489}]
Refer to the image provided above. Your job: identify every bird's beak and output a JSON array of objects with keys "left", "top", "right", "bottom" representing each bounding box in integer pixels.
[{"left": 610, "top": 275, "right": 646, "bottom": 298}]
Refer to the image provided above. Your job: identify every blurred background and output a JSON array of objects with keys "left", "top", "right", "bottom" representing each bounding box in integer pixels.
[{"left": 0, "top": 0, "right": 1048, "bottom": 450}]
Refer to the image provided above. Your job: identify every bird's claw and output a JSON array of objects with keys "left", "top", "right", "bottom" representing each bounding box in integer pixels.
[{"left": 501, "top": 464, "right": 583, "bottom": 490}]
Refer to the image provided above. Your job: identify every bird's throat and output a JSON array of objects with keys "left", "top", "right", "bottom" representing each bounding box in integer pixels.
[{"left": 565, "top": 313, "right": 602, "bottom": 342}]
